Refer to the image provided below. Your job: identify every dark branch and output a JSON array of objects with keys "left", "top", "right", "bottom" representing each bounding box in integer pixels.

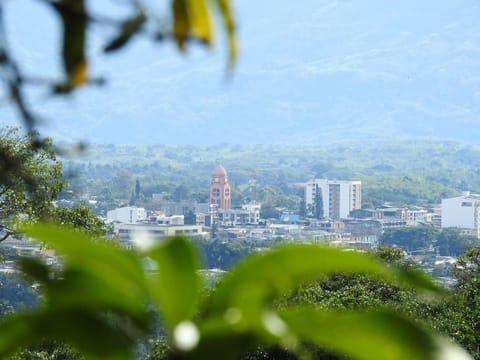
[
  {"left": 0, "top": 224, "right": 14, "bottom": 243},
  {"left": 0, "top": 5, "right": 42, "bottom": 143}
]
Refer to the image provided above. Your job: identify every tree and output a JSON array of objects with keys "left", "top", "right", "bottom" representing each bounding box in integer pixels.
[
  {"left": 10, "top": 342, "right": 81, "bottom": 360},
  {"left": 46, "top": 205, "right": 106, "bottom": 238},
  {"left": 260, "top": 202, "right": 280, "bottom": 219},
  {"left": 436, "top": 228, "right": 477, "bottom": 257},
  {"left": 379, "top": 226, "right": 478, "bottom": 257},
  {"left": 0, "top": 272, "right": 38, "bottom": 320},
  {"left": 111, "top": 168, "right": 134, "bottom": 200},
  {"left": 135, "top": 178, "right": 142, "bottom": 200},
  {"left": 184, "top": 210, "right": 196, "bottom": 226},
  {"left": 172, "top": 184, "right": 190, "bottom": 202},
  {"left": 0, "top": 128, "right": 63, "bottom": 241},
  {"left": 195, "top": 238, "right": 253, "bottom": 269},
  {"left": 427, "top": 248, "right": 480, "bottom": 359},
  {"left": 379, "top": 226, "right": 437, "bottom": 253}
]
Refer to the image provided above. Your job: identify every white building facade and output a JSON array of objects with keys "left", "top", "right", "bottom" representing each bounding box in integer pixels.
[
  {"left": 441, "top": 192, "right": 480, "bottom": 238},
  {"left": 305, "top": 179, "right": 361, "bottom": 220},
  {"left": 113, "top": 223, "right": 206, "bottom": 244},
  {"left": 107, "top": 206, "right": 146, "bottom": 224},
  {"left": 217, "top": 203, "right": 261, "bottom": 226}
]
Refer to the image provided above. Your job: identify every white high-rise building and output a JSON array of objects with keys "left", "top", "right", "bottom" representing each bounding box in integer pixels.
[
  {"left": 305, "top": 179, "right": 361, "bottom": 220},
  {"left": 441, "top": 191, "right": 480, "bottom": 238}
]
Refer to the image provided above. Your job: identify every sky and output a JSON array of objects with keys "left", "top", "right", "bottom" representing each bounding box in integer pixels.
[{"left": 1, "top": 0, "right": 480, "bottom": 145}]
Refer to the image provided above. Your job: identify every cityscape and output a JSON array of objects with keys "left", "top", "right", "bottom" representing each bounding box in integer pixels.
[
  {"left": 1, "top": 163, "right": 471, "bottom": 280},
  {"left": 0, "top": 0, "right": 480, "bottom": 359}
]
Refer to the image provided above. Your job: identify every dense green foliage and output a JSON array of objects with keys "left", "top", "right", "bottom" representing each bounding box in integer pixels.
[
  {"left": 0, "top": 128, "right": 63, "bottom": 236},
  {"left": 9, "top": 341, "right": 81, "bottom": 360},
  {"left": 0, "top": 273, "right": 38, "bottom": 316},
  {"left": 149, "top": 246, "right": 480, "bottom": 360},
  {"left": 0, "top": 129, "right": 107, "bottom": 240},
  {"left": 63, "top": 140, "right": 480, "bottom": 215},
  {"left": 47, "top": 206, "right": 106, "bottom": 238},
  {"left": 380, "top": 226, "right": 479, "bottom": 256},
  {"left": 195, "top": 239, "right": 254, "bottom": 270},
  {"left": 0, "top": 225, "right": 464, "bottom": 360}
]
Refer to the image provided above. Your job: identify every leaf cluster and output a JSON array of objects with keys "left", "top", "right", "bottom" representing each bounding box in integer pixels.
[
  {"left": 0, "top": 224, "right": 470, "bottom": 360},
  {"left": 0, "top": 128, "right": 63, "bottom": 230}
]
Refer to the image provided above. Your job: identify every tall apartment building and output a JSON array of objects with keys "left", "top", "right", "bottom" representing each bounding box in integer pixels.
[
  {"left": 442, "top": 191, "right": 480, "bottom": 238},
  {"left": 305, "top": 179, "right": 361, "bottom": 220}
]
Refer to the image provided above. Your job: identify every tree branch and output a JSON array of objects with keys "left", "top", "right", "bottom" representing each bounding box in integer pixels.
[
  {"left": 0, "top": 224, "right": 14, "bottom": 243},
  {"left": 0, "top": 6, "right": 41, "bottom": 142}
]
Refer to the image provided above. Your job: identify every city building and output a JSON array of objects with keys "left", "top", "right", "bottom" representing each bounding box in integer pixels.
[
  {"left": 159, "top": 201, "right": 209, "bottom": 217},
  {"left": 113, "top": 223, "right": 206, "bottom": 243},
  {"left": 442, "top": 191, "right": 480, "bottom": 238},
  {"left": 149, "top": 214, "right": 185, "bottom": 225},
  {"left": 406, "top": 209, "right": 428, "bottom": 226},
  {"left": 106, "top": 206, "right": 146, "bottom": 224},
  {"left": 209, "top": 165, "right": 231, "bottom": 210},
  {"left": 216, "top": 203, "right": 261, "bottom": 226},
  {"left": 305, "top": 179, "right": 361, "bottom": 220}
]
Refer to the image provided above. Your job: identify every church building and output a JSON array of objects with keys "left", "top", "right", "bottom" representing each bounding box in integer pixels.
[{"left": 209, "top": 165, "right": 231, "bottom": 210}]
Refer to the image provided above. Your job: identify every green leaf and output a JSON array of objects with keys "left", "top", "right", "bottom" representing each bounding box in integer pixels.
[
  {"left": 0, "top": 313, "right": 37, "bottom": 358},
  {"left": 46, "top": 268, "right": 149, "bottom": 328},
  {"left": 146, "top": 236, "right": 201, "bottom": 330},
  {"left": 104, "top": 12, "right": 146, "bottom": 53},
  {"left": 172, "top": 0, "right": 190, "bottom": 50},
  {"left": 281, "top": 307, "right": 471, "bottom": 360},
  {"left": 52, "top": 0, "right": 88, "bottom": 89},
  {"left": 17, "top": 256, "right": 50, "bottom": 284},
  {"left": 22, "top": 223, "right": 149, "bottom": 310},
  {"left": 192, "top": 319, "right": 259, "bottom": 360},
  {"left": 0, "top": 308, "right": 136, "bottom": 359},
  {"left": 210, "top": 245, "right": 441, "bottom": 322}
]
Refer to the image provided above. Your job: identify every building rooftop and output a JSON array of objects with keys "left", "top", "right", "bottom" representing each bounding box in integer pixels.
[{"left": 212, "top": 165, "right": 227, "bottom": 176}]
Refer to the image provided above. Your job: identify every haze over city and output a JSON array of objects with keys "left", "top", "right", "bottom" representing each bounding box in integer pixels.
[{"left": 2, "top": 0, "right": 480, "bottom": 144}]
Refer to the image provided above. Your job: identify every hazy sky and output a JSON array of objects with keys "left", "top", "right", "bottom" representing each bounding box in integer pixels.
[{"left": 2, "top": 1, "right": 480, "bottom": 145}]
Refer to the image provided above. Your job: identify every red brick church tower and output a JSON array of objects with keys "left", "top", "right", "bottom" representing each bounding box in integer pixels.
[{"left": 209, "top": 165, "right": 231, "bottom": 210}]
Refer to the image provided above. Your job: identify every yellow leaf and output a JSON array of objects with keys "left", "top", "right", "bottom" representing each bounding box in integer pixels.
[
  {"left": 215, "top": 0, "right": 238, "bottom": 67},
  {"left": 186, "top": 0, "right": 213, "bottom": 46},
  {"left": 70, "top": 60, "right": 87, "bottom": 87}
]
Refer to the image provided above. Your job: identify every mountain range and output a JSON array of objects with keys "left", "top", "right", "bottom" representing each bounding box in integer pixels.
[{"left": 2, "top": 0, "right": 480, "bottom": 145}]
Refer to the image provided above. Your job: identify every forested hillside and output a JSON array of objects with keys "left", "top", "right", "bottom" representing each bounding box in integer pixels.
[{"left": 64, "top": 140, "right": 480, "bottom": 210}]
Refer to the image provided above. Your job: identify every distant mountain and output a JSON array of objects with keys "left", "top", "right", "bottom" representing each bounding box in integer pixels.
[{"left": 2, "top": 0, "right": 480, "bottom": 144}]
